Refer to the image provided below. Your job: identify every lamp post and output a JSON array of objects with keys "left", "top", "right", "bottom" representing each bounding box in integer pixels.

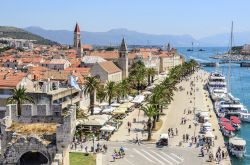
[{"left": 92, "top": 134, "right": 95, "bottom": 153}]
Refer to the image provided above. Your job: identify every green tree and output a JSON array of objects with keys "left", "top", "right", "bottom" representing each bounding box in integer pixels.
[
  {"left": 141, "top": 104, "right": 159, "bottom": 140},
  {"left": 96, "top": 86, "right": 106, "bottom": 103},
  {"left": 129, "top": 61, "right": 147, "bottom": 94},
  {"left": 146, "top": 68, "right": 157, "bottom": 85},
  {"left": 105, "top": 81, "right": 117, "bottom": 105},
  {"left": 116, "top": 79, "right": 131, "bottom": 102},
  {"left": 7, "top": 87, "right": 34, "bottom": 116},
  {"left": 83, "top": 76, "right": 100, "bottom": 115}
]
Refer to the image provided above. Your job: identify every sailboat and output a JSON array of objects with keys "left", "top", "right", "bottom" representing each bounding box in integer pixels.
[{"left": 187, "top": 42, "right": 194, "bottom": 51}]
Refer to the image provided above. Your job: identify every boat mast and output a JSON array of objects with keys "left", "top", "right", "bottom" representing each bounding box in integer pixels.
[{"left": 228, "top": 21, "right": 233, "bottom": 93}]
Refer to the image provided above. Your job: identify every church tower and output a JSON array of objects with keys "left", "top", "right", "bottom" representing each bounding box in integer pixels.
[
  {"left": 73, "top": 23, "right": 83, "bottom": 58},
  {"left": 118, "top": 38, "right": 129, "bottom": 79}
]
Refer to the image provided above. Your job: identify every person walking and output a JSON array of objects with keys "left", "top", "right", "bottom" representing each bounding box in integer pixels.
[{"left": 175, "top": 128, "right": 178, "bottom": 136}]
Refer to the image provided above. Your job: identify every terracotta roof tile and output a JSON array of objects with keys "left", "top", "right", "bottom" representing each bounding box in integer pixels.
[{"left": 98, "top": 61, "right": 121, "bottom": 74}]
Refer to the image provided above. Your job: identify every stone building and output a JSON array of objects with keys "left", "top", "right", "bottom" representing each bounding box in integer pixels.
[
  {"left": 0, "top": 103, "right": 76, "bottom": 165},
  {"left": 117, "top": 38, "right": 129, "bottom": 79},
  {"left": 73, "top": 23, "right": 83, "bottom": 58},
  {"left": 91, "top": 61, "right": 122, "bottom": 83},
  {"left": 0, "top": 69, "right": 33, "bottom": 119},
  {"left": 41, "top": 59, "right": 71, "bottom": 70}
]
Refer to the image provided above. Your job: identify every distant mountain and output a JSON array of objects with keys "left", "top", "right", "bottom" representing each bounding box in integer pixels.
[
  {"left": 0, "top": 26, "right": 58, "bottom": 45},
  {"left": 199, "top": 32, "right": 250, "bottom": 47},
  {"left": 24, "top": 26, "right": 196, "bottom": 47}
]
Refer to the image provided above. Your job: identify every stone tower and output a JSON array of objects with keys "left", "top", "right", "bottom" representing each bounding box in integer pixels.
[
  {"left": 73, "top": 23, "right": 82, "bottom": 58},
  {"left": 118, "top": 38, "right": 129, "bottom": 79}
]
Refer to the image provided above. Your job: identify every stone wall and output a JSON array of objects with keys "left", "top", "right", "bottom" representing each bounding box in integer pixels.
[
  {"left": 2, "top": 136, "right": 57, "bottom": 165},
  {"left": 1, "top": 104, "right": 77, "bottom": 165}
]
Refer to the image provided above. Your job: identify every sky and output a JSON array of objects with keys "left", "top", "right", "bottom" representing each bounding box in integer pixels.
[{"left": 1, "top": 0, "right": 250, "bottom": 39}]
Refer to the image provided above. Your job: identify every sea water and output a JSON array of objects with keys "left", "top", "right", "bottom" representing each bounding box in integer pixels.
[{"left": 177, "top": 47, "right": 250, "bottom": 165}]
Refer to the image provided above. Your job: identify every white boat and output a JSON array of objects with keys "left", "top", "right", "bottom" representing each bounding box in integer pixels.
[
  {"left": 207, "top": 72, "right": 227, "bottom": 101},
  {"left": 210, "top": 88, "right": 227, "bottom": 101},
  {"left": 228, "top": 137, "right": 246, "bottom": 158},
  {"left": 215, "top": 95, "right": 247, "bottom": 118},
  {"left": 240, "top": 113, "right": 250, "bottom": 122}
]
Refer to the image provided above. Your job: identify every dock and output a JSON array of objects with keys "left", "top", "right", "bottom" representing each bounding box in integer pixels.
[{"left": 200, "top": 61, "right": 250, "bottom": 67}]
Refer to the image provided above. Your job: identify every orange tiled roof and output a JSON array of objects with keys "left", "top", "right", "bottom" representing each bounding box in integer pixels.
[
  {"left": 82, "top": 44, "right": 93, "bottom": 50},
  {"left": 89, "top": 50, "right": 119, "bottom": 60},
  {"left": 0, "top": 68, "right": 27, "bottom": 88},
  {"left": 32, "top": 69, "right": 85, "bottom": 84},
  {"left": 98, "top": 61, "right": 121, "bottom": 74},
  {"left": 65, "top": 67, "right": 90, "bottom": 76}
]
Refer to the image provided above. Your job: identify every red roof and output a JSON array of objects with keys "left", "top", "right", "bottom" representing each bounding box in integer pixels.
[{"left": 74, "top": 23, "right": 80, "bottom": 33}]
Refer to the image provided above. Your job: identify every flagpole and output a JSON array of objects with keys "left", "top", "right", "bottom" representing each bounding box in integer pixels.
[{"left": 71, "top": 87, "right": 73, "bottom": 105}]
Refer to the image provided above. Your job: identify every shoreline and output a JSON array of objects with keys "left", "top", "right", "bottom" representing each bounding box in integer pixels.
[{"left": 155, "top": 69, "right": 231, "bottom": 164}]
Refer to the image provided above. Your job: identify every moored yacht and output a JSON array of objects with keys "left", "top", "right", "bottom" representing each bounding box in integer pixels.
[
  {"left": 228, "top": 137, "right": 246, "bottom": 158},
  {"left": 207, "top": 72, "right": 227, "bottom": 101}
]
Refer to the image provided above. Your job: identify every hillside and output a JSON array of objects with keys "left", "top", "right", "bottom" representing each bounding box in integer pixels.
[
  {"left": 0, "top": 26, "right": 58, "bottom": 45},
  {"left": 25, "top": 26, "right": 196, "bottom": 46}
]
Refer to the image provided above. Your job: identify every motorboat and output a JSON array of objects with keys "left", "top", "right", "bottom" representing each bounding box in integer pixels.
[
  {"left": 228, "top": 137, "right": 246, "bottom": 158},
  {"left": 220, "top": 122, "right": 236, "bottom": 138},
  {"left": 210, "top": 88, "right": 227, "bottom": 101},
  {"left": 207, "top": 72, "right": 227, "bottom": 101},
  {"left": 230, "top": 116, "right": 241, "bottom": 130},
  {"left": 240, "top": 112, "right": 250, "bottom": 122},
  {"left": 215, "top": 97, "right": 246, "bottom": 118}
]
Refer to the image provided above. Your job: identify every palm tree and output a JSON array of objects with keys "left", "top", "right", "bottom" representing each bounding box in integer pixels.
[
  {"left": 83, "top": 76, "right": 100, "bottom": 115},
  {"left": 141, "top": 104, "right": 159, "bottom": 140},
  {"left": 96, "top": 86, "right": 106, "bottom": 103},
  {"left": 129, "top": 61, "right": 147, "bottom": 94},
  {"left": 7, "top": 87, "right": 34, "bottom": 116},
  {"left": 116, "top": 79, "right": 130, "bottom": 102},
  {"left": 146, "top": 68, "right": 156, "bottom": 85},
  {"left": 105, "top": 81, "right": 117, "bottom": 105}
]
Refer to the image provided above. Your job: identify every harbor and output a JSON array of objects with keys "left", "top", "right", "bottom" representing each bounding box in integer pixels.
[{"left": 178, "top": 47, "right": 250, "bottom": 165}]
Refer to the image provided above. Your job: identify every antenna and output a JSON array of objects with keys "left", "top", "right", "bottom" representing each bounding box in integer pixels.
[{"left": 227, "top": 21, "right": 233, "bottom": 93}]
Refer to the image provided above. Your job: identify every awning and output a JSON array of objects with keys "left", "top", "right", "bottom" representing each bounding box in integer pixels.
[
  {"left": 93, "top": 107, "right": 102, "bottom": 114},
  {"left": 223, "top": 123, "right": 235, "bottom": 131},
  {"left": 102, "top": 107, "right": 115, "bottom": 113},
  {"left": 205, "top": 131, "right": 215, "bottom": 138},
  {"left": 119, "top": 102, "right": 134, "bottom": 109},
  {"left": 203, "top": 122, "right": 212, "bottom": 127},
  {"left": 230, "top": 116, "right": 241, "bottom": 124},
  {"left": 132, "top": 95, "right": 145, "bottom": 103},
  {"left": 229, "top": 137, "right": 246, "bottom": 146},
  {"left": 76, "top": 115, "right": 112, "bottom": 126},
  {"left": 200, "top": 112, "right": 209, "bottom": 117},
  {"left": 100, "top": 125, "right": 116, "bottom": 132},
  {"left": 220, "top": 117, "right": 230, "bottom": 123},
  {"left": 112, "top": 108, "right": 126, "bottom": 115},
  {"left": 111, "top": 103, "right": 121, "bottom": 107},
  {"left": 99, "top": 102, "right": 109, "bottom": 106}
]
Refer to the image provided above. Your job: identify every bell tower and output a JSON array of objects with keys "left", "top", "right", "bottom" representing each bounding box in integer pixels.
[
  {"left": 118, "top": 38, "right": 128, "bottom": 79},
  {"left": 73, "top": 23, "right": 82, "bottom": 58}
]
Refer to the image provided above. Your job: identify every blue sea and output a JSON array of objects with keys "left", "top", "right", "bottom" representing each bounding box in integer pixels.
[{"left": 177, "top": 47, "right": 250, "bottom": 165}]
